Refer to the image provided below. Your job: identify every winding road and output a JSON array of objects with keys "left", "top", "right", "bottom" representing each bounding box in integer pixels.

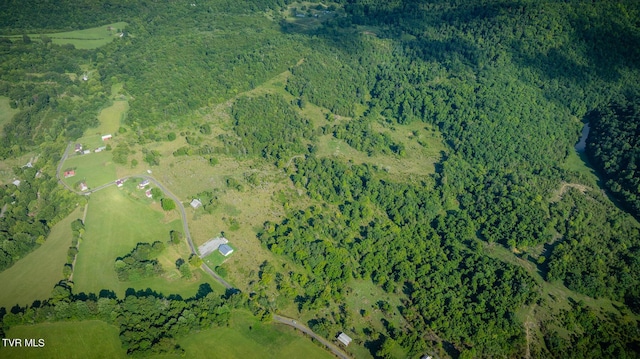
[
  {"left": 273, "top": 314, "right": 351, "bottom": 359},
  {"left": 57, "top": 142, "right": 348, "bottom": 358}
]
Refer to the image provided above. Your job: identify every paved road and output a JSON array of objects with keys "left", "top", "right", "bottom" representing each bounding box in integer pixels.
[
  {"left": 273, "top": 314, "right": 351, "bottom": 359},
  {"left": 200, "top": 263, "right": 233, "bottom": 289}
]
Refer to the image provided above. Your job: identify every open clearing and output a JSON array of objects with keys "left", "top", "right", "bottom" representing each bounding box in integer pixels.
[
  {"left": 0, "top": 206, "right": 82, "bottom": 310},
  {"left": 95, "top": 100, "right": 128, "bottom": 135},
  {"left": 73, "top": 186, "right": 225, "bottom": 298},
  {"left": 163, "top": 310, "right": 333, "bottom": 359},
  {"left": 61, "top": 151, "right": 116, "bottom": 190},
  {"left": 0, "top": 96, "right": 19, "bottom": 132},
  {"left": 2, "top": 22, "right": 128, "bottom": 49},
  {"left": 0, "top": 321, "right": 125, "bottom": 359}
]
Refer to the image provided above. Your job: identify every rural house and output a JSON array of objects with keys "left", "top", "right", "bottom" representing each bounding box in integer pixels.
[
  {"left": 79, "top": 182, "right": 88, "bottom": 192},
  {"left": 218, "top": 244, "right": 234, "bottom": 257},
  {"left": 64, "top": 170, "right": 76, "bottom": 178},
  {"left": 138, "top": 179, "right": 150, "bottom": 189},
  {"left": 145, "top": 189, "right": 153, "bottom": 198},
  {"left": 74, "top": 143, "right": 82, "bottom": 152},
  {"left": 115, "top": 179, "right": 125, "bottom": 187}
]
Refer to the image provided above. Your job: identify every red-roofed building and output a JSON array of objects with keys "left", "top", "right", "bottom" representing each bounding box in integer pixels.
[{"left": 64, "top": 170, "right": 76, "bottom": 178}]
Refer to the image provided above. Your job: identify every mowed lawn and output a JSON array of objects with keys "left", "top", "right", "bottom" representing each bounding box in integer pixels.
[
  {"left": 73, "top": 186, "right": 224, "bottom": 298},
  {"left": 165, "top": 310, "right": 333, "bottom": 359},
  {"left": 0, "top": 206, "right": 83, "bottom": 310},
  {"left": 2, "top": 22, "right": 128, "bottom": 49},
  {"left": 61, "top": 151, "right": 116, "bottom": 189},
  {"left": 0, "top": 320, "right": 125, "bottom": 359}
]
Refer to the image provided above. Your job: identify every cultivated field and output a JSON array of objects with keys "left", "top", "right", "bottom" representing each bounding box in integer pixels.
[
  {"left": 73, "top": 186, "right": 225, "bottom": 298},
  {"left": 171, "top": 310, "right": 333, "bottom": 359},
  {"left": 0, "top": 321, "right": 125, "bottom": 359},
  {"left": 2, "top": 22, "right": 128, "bottom": 49},
  {"left": 0, "top": 206, "right": 83, "bottom": 310},
  {"left": 61, "top": 151, "right": 116, "bottom": 190}
]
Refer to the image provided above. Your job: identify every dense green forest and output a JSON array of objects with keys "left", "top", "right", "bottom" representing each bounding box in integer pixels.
[
  {"left": 587, "top": 96, "right": 640, "bottom": 220},
  {"left": 1, "top": 0, "right": 640, "bottom": 358}
]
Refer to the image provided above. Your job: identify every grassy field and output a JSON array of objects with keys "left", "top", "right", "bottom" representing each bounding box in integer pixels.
[
  {"left": 202, "top": 243, "right": 235, "bottom": 269},
  {"left": 0, "top": 96, "right": 19, "bottom": 132},
  {"left": 95, "top": 100, "right": 128, "bottom": 135},
  {"left": 2, "top": 22, "right": 128, "bottom": 49},
  {"left": 61, "top": 151, "right": 116, "bottom": 190},
  {"left": 0, "top": 320, "right": 125, "bottom": 359},
  {"left": 73, "top": 186, "right": 225, "bottom": 298},
  {"left": 0, "top": 206, "right": 83, "bottom": 310},
  {"left": 161, "top": 310, "right": 333, "bottom": 359},
  {"left": 315, "top": 121, "right": 446, "bottom": 177}
]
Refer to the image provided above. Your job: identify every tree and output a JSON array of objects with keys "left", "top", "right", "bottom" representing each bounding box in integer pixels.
[
  {"left": 169, "top": 230, "right": 182, "bottom": 245},
  {"left": 161, "top": 198, "right": 176, "bottom": 211}
]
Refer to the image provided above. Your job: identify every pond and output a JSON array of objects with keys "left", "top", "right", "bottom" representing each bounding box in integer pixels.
[{"left": 575, "top": 123, "right": 590, "bottom": 152}]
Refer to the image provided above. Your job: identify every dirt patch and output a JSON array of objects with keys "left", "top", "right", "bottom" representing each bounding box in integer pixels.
[{"left": 550, "top": 182, "right": 591, "bottom": 202}]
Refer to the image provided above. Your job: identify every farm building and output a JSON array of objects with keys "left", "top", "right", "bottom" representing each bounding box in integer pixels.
[
  {"left": 83, "top": 150, "right": 91, "bottom": 155},
  {"left": 95, "top": 146, "right": 107, "bottom": 153},
  {"left": 337, "top": 333, "right": 352, "bottom": 346},
  {"left": 218, "top": 244, "right": 234, "bottom": 257},
  {"left": 198, "top": 237, "right": 228, "bottom": 257},
  {"left": 190, "top": 199, "right": 202, "bottom": 209},
  {"left": 145, "top": 189, "right": 153, "bottom": 198},
  {"left": 138, "top": 179, "right": 150, "bottom": 189},
  {"left": 101, "top": 134, "right": 112, "bottom": 141},
  {"left": 64, "top": 170, "right": 76, "bottom": 178}
]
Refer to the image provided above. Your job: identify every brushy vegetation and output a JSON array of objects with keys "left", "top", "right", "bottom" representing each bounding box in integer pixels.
[{"left": 1, "top": 0, "right": 640, "bottom": 358}]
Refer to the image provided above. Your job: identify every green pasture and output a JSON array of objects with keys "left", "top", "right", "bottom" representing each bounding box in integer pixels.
[
  {"left": 0, "top": 206, "right": 83, "bottom": 310},
  {"left": 0, "top": 320, "right": 125, "bottom": 359},
  {"left": 95, "top": 100, "right": 128, "bottom": 135},
  {"left": 61, "top": 151, "right": 116, "bottom": 189},
  {"left": 73, "top": 186, "right": 224, "bottom": 298},
  {"left": 561, "top": 149, "right": 598, "bottom": 184},
  {"left": 0, "top": 96, "right": 18, "bottom": 132},
  {"left": 3, "top": 22, "right": 128, "bottom": 49},
  {"left": 166, "top": 310, "right": 333, "bottom": 359}
]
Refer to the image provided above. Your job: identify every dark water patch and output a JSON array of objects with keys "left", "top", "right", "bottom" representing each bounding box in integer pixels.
[{"left": 575, "top": 123, "right": 590, "bottom": 152}]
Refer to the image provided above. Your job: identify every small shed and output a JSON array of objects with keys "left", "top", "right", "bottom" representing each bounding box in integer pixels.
[
  {"left": 101, "top": 134, "right": 112, "bottom": 141},
  {"left": 12, "top": 179, "right": 21, "bottom": 187},
  {"left": 218, "top": 244, "right": 234, "bottom": 257},
  {"left": 190, "top": 199, "right": 202, "bottom": 209},
  {"left": 337, "top": 332, "right": 352, "bottom": 346}
]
